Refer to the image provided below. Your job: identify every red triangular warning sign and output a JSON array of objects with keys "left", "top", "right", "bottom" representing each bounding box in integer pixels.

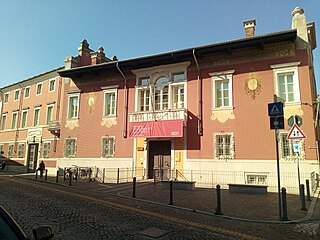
[{"left": 287, "top": 124, "right": 307, "bottom": 140}]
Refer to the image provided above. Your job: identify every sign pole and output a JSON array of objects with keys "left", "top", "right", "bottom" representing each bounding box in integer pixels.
[{"left": 275, "top": 128, "right": 282, "bottom": 220}]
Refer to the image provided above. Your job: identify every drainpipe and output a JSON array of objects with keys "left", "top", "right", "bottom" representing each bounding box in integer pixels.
[
  {"left": 53, "top": 77, "right": 63, "bottom": 153},
  {"left": 193, "top": 49, "right": 202, "bottom": 136},
  {"left": 116, "top": 62, "right": 128, "bottom": 138},
  {"left": 0, "top": 90, "right": 3, "bottom": 130},
  {"left": 14, "top": 85, "right": 24, "bottom": 153}
]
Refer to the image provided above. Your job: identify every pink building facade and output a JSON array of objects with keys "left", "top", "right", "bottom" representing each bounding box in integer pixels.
[
  {"left": 1, "top": 7, "right": 319, "bottom": 192},
  {"left": 0, "top": 68, "right": 64, "bottom": 172}
]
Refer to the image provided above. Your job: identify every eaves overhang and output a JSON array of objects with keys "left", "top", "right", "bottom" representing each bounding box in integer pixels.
[{"left": 58, "top": 30, "right": 297, "bottom": 78}]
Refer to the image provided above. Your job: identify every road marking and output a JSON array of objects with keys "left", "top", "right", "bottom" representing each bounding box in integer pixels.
[{"left": 7, "top": 177, "right": 263, "bottom": 240}]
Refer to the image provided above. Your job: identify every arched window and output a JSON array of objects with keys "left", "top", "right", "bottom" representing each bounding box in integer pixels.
[{"left": 154, "top": 76, "right": 169, "bottom": 110}]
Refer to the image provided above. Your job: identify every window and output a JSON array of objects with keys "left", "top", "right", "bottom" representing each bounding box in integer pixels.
[
  {"left": 67, "top": 95, "right": 79, "bottom": 119},
  {"left": 271, "top": 62, "right": 300, "bottom": 103},
  {"left": 103, "top": 90, "right": 117, "bottom": 116},
  {"left": 102, "top": 137, "right": 115, "bottom": 158},
  {"left": 278, "top": 73, "right": 294, "bottom": 102},
  {"left": 33, "top": 108, "right": 40, "bottom": 126},
  {"left": 133, "top": 62, "right": 190, "bottom": 112},
  {"left": 11, "top": 112, "right": 18, "bottom": 129},
  {"left": 139, "top": 77, "right": 150, "bottom": 87},
  {"left": 49, "top": 79, "right": 55, "bottom": 92},
  {"left": 18, "top": 143, "right": 25, "bottom": 158},
  {"left": 14, "top": 90, "right": 20, "bottom": 101},
  {"left": 43, "top": 142, "right": 50, "bottom": 158},
  {"left": 1, "top": 114, "right": 7, "bottom": 130},
  {"left": 172, "top": 72, "right": 185, "bottom": 83},
  {"left": 46, "top": 105, "right": 54, "bottom": 124},
  {"left": 139, "top": 88, "right": 150, "bottom": 111},
  {"left": 21, "top": 110, "right": 28, "bottom": 128},
  {"left": 24, "top": 87, "right": 30, "bottom": 98},
  {"left": 154, "top": 76, "right": 169, "bottom": 110},
  {"left": 8, "top": 144, "right": 14, "bottom": 158},
  {"left": 214, "top": 133, "right": 234, "bottom": 160},
  {"left": 65, "top": 138, "right": 76, "bottom": 157},
  {"left": 172, "top": 84, "right": 185, "bottom": 109},
  {"left": 4, "top": 94, "right": 9, "bottom": 103},
  {"left": 246, "top": 174, "right": 267, "bottom": 185},
  {"left": 36, "top": 83, "right": 42, "bottom": 95},
  {"left": 210, "top": 70, "right": 234, "bottom": 109}
]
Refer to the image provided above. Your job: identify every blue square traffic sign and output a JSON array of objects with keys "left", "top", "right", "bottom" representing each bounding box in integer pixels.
[{"left": 268, "top": 102, "right": 284, "bottom": 116}]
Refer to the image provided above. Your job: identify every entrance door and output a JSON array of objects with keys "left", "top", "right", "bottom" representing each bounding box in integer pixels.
[
  {"left": 148, "top": 141, "right": 171, "bottom": 180},
  {"left": 27, "top": 144, "right": 39, "bottom": 172}
]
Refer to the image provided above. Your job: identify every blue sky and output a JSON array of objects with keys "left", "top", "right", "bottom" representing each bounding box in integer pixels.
[{"left": 0, "top": 0, "right": 319, "bottom": 92}]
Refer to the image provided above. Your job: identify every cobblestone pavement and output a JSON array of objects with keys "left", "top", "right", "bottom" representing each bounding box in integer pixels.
[
  {"left": 1, "top": 173, "right": 319, "bottom": 239},
  {"left": 0, "top": 176, "right": 249, "bottom": 240}
]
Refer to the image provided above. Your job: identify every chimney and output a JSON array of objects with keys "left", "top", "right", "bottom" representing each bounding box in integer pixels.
[
  {"left": 78, "top": 39, "right": 93, "bottom": 66},
  {"left": 243, "top": 19, "right": 256, "bottom": 38},
  {"left": 291, "top": 7, "right": 308, "bottom": 49},
  {"left": 91, "top": 47, "right": 108, "bottom": 65}
]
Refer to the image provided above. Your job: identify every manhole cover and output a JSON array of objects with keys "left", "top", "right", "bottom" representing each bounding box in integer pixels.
[{"left": 139, "top": 227, "right": 169, "bottom": 238}]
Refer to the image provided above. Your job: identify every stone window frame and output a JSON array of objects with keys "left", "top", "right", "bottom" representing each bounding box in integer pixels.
[
  {"left": 17, "top": 143, "right": 25, "bottom": 158},
  {"left": 64, "top": 138, "right": 77, "bottom": 158},
  {"left": 67, "top": 93, "right": 80, "bottom": 120},
  {"left": 210, "top": 70, "right": 235, "bottom": 110},
  {"left": 271, "top": 62, "right": 301, "bottom": 104},
  {"left": 213, "top": 132, "right": 235, "bottom": 161},
  {"left": 101, "top": 136, "right": 115, "bottom": 158}
]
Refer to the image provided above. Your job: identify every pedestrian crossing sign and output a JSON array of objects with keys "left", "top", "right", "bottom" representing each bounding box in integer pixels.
[
  {"left": 287, "top": 124, "right": 307, "bottom": 140},
  {"left": 268, "top": 102, "right": 283, "bottom": 116}
]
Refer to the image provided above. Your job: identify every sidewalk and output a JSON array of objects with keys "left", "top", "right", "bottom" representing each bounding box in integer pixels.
[{"left": 6, "top": 172, "right": 319, "bottom": 223}]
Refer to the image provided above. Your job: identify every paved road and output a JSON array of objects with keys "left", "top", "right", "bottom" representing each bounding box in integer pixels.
[{"left": 0, "top": 175, "right": 319, "bottom": 239}]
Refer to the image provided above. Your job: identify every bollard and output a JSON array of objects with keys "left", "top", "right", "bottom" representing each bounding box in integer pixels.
[
  {"left": 56, "top": 170, "right": 59, "bottom": 183},
  {"left": 102, "top": 168, "right": 105, "bottom": 184},
  {"left": 300, "top": 184, "right": 307, "bottom": 211},
  {"left": 89, "top": 168, "right": 92, "bottom": 182},
  {"left": 45, "top": 169, "right": 48, "bottom": 181},
  {"left": 132, "top": 177, "right": 136, "bottom": 198},
  {"left": 69, "top": 172, "right": 72, "bottom": 186},
  {"left": 116, "top": 168, "right": 120, "bottom": 184},
  {"left": 63, "top": 168, "right": 66, "bottom": 182},
  {"left": 74, "top": 169, "right": 78, "bottom": 182},
  {"left": 215, "top": 184, "right": 222, "bottom": 215},
  {"left": 35, "top": 170, "right": 38, "bottom": 179},
  {"left": 169, "top": 180, "right": 174, "bottom": 205},
  {"left": 306, "top": 179, "right": 311, "bottom": 201},
  {"left": 153, "top": 173, "right": 156, "bottom": 186},
  {"left": 281, "top": 187, "right": 289, "bottom": 221}
]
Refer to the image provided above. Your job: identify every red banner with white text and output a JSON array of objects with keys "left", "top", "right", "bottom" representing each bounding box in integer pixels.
[{"left": 129, "top": 120, "right": 183, "bottom": 138}]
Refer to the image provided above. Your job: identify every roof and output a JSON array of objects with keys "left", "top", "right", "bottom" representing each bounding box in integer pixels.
[
  {"left": 59, "top": 29, "right": 297, "bottom": 78},
  {"left": 0, "top": 66, "right": 64, "bottom": 92}
]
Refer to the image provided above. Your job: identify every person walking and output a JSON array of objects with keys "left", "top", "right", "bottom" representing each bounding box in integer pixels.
[{"left": 38, "top": 161, "right": 45, "bottom": 178}]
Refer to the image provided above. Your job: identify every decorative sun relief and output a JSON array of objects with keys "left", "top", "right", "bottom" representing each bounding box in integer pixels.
[{"left": 244, "top": 72, "right": 262, "bottom": 100}]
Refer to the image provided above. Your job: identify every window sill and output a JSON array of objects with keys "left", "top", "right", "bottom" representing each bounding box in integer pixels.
[
  {"left": 212, "top": 107, "right": 234, "bottom": 112},
  {"left": 283, "top": 102, "right": 301, "bottom": 107}
]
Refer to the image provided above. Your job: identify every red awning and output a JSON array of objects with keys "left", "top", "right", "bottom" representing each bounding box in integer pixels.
[{"left": 129, "top": 120, "right": 183, "bottom": 138}]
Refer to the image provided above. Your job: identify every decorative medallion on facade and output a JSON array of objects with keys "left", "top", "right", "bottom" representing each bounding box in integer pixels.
[
  {"left": 87, "top": 94, "right": 97, "bottom": 113},
  {"left": 65, "top": 120, "right": 79, "bottom": 130},
  {"left": 244, "top": 73, "right": 262, "bottom": 100},
  {"left": 101, "top": 118, "right": 117, "bottom": 128}
]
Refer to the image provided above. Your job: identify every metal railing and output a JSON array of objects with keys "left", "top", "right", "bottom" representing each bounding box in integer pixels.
[
  {"left": 180, "top": 170, "right": 316, "bottom": 194},
  {"left": 96, "top": 167, "right": 145, "bottom": 184},
  {"left": 129, "top": 109, "right": 187, "bottom": 122},
  {"left": 79, "top": 166, "right": 317, "bottom": 194}
]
